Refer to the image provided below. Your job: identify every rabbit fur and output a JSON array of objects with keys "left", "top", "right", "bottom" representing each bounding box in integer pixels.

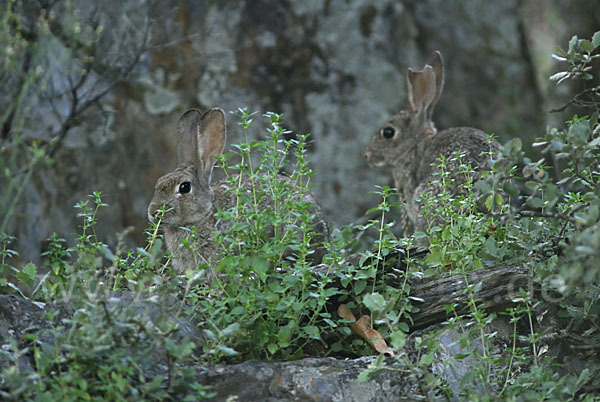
[
  {"left": 364, "top": 51, "right": 500, "bottom": 234},
  {"left": 148, "top": 108, "right": 329, "bottom": 280}
]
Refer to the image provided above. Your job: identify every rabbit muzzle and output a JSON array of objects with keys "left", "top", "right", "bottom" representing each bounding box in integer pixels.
[
  {"left": 147, "top": 201, "right": 176, "bottom": 225},
  {"left": 364, "top": 148, "right": 386, "bottom": 168},
  {"left": 147, "top": 201, "right": 162, "bottom": 224}
]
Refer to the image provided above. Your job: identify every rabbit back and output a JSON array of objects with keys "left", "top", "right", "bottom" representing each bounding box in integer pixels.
[{"left": 406, "top": 126, "right": 499, "bottom": 232}]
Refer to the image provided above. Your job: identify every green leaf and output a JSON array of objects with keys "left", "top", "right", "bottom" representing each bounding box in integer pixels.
[
  {"left": 322, "top": 318, "right": 337, "bottom": 327},
  {"left": 397, "top": 322, "right": 410, "bottom": 333},
  {"left": 592, "top": 31, "right": 600, "bottom": 48},
  {"left": 419, "top": 352, "right": 434, "bottom": 366},
  {"left": 231, "top": 306, "right": 245, "bottom": 316},
  {"left": 303, "top": 325, "right": 321, "bottom": 340},
  {"left": 576, "top": 368, "right": 591, "bottom": 388},
  {"left": 222, "top": 323, "right": 241, "bottom": 337},
  {"left": 484, "top": 237, "right": 499, "bottom": 258},
  {"left": 252, "top": 256, "right": 269, "bottom": 276},
  {"left": 365, "top": 206, "right": 381, "bottom": 216},
  {"left": 17, "top": 263, "right": 37, "bottom": 289},
  {"left": 475, "top": 180, "right": 491, "bottom": 194},
  {"left": 527, "top": 197, "right": 544, "bottom": 209},
  {"left": 484, "top": 194, "right": 494, "bottom": 211},
  {"left": 6, "top": 282, "right": 27, "bottom": 298},
  {"left": 568, "top": 35, "right": 579, "bottom": 54},
  {"left": 357, "top": 368, "right": 378, "bottom": 383},
  {"left": 553, "top": 47, "right": 568, "bottom": 58},
  {"left": 549, "top": 71, "right": 568, "bottom": 82},
  {"left": 567, "top": 119, "right": 591, "bottom": 145},
  {"left": 502, "top": 138, "right": 522, "bottom": 155},
  {"left": 277, "top": 321, "right": 295, "bottom": 344},
  {"left": 216, "top": 345, "right": 239, "bottom": 356},
  {"left": 331, "top": 342, "right": 343, "bottom": 352},
  {"left": 354, "top": 279, "right": 367, "bottom": 295},
  {"left": 503, "top": 181, "right": 520, "bottom": 197},
  {"left": 363, "top": 292, "right": 386, "bottom": 314},
  {"left": 579, "top": 39, "right": 594, "bottom": 52}
]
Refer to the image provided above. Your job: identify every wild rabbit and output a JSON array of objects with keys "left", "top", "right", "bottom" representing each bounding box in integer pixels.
[
  {"left": 364, "top": 51, "right": 500, "bottom": 234},
  {"left": 148, "top": 108, "right": 329, "bottom": 280}
]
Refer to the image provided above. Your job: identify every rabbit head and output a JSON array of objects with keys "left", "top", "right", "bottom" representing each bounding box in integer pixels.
[
  {"left": 364, "top": 51, "right": 444, "bottom": 168},
  {"left": 148, "top": 108, "right": 226, "bottom": 227}
]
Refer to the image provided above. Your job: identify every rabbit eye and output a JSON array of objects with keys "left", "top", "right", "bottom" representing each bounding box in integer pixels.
[
  {"left": 382, "top": 126, "right": 395, "bottom": 139},
  {"left": 179, "top": 181, "right": 191, "bottom": 194}
]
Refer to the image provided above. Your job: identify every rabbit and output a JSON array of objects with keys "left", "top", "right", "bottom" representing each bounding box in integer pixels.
[
  {"left": 147, "top": 108, "right": 330, "bottom": 281},
  {"left": 364, "top": 51, "right": 500, "bottom": 235}
]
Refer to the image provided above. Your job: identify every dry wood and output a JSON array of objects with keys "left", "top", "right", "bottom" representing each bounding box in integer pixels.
[{"left": 409, "top": 265, "right": 534, "bottom": 330}]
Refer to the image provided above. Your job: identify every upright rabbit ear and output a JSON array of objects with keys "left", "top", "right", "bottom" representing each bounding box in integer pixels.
[
  {"left": 406, "top": 65, "right": 437, "bottom": 118},
  {"left": 177, "top": 109, "right": 203, "bottom": 166},
  {"left": 426, "top": 50, "right": 444, "bottom": 120},
  {"left": 196, "top": 108, "right": 226, "bottom": 178}
]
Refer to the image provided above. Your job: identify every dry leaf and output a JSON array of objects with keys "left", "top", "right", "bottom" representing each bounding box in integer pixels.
[
  {"left": 337, "top": 304, "right": 394, "bottom": 356},
  {"left": 338, "top": 303, "right": 357, "bottom": 321}
]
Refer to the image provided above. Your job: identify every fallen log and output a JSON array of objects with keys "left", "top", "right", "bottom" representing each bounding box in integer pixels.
[{"left": 409, "top": 265, "right": 533, "bottom": 330}]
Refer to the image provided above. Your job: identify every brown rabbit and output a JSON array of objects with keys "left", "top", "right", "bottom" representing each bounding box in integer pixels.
[
  {"left": 364, "top": 51, "right": 500, "bottom": 234},
  {"left": 148, "top": 108, "right": 329, "bottom": 280}
]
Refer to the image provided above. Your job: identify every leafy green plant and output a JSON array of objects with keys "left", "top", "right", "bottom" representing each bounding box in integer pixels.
[
  {"left": 355, "top": 32, "right": 600, "bottom": 398},
  {"left": 182, "top": 109, "right": 339, "bottom": 361},
  {"left": 0, "top": 194, "right": 213, "bottom": 399}
]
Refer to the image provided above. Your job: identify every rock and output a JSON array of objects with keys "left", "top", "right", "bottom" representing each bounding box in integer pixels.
[{"left": 197, "top": 357, "right": 416, "bottom": 402}]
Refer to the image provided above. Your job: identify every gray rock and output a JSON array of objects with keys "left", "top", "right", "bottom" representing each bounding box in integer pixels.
[{"left": 198, "top": 357, "right": 417, "bottom": 402}]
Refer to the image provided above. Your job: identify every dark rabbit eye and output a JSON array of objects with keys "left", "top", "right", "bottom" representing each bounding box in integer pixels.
[
  {"left": 179, "top": 181, "right": 191, "bottom": 194},
  {"left": 382, "top": 126, "right": 395, "bottom": 139}
]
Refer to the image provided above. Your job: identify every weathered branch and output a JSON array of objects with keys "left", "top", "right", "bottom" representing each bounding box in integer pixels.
[
  {"left": 550, "top": 87, "right": 600, "bottom": 113},
  {"left": 45, "top": 17, "right": 150, "bottom": 158},
  {"left": 408, "top": 265, "right": 533, "bottom": 330}
]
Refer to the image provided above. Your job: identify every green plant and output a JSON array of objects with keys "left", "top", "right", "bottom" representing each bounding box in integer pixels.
[
  {"left": 182, "top": 109, "right": 339, "bottom": 361},
  {"left": 355, "top": 29, "right": 600, "bottom": 394},
  {"left": 0, "top": 193, "right": 214, "bottom": 399}
]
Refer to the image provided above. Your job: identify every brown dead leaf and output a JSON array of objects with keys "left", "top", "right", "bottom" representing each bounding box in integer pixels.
[
  {"left": 337, "top": 304, "right": 394, "bottom": 356},
  {"left": 338, "top": 304, "right": 356, "bottom": 321}
]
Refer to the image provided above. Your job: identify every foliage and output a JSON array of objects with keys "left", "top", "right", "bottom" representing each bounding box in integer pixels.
[
  {"left": 182, "top": 109, "right": 340, "bottom": 361},
  {"left": 1, "top": 191, "right": 212, "bottom": 400},
  {"left": 2, "top": 25, "right": 600, "bottom": 400},
  {"left": 357, "top": 30, "right": 600, "bottom": 400}
]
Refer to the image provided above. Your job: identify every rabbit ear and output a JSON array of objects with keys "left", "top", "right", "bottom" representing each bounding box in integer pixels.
[
  {"left": 426, "top": 50, "right": 444, "bottom": 119},
  {"left": 177, "top": 109, "right": 204, "bottom": 166},
  {"left": 406, "top": 65, "right": 437, "bottom": 118},
  {"left": 196, "top": 108, "right": 226, "bottom": 177}
]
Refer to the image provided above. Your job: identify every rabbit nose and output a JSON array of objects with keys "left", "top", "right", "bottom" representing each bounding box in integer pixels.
[{"left": 148, "top": 203, "right": 160, "bottom": 221}]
